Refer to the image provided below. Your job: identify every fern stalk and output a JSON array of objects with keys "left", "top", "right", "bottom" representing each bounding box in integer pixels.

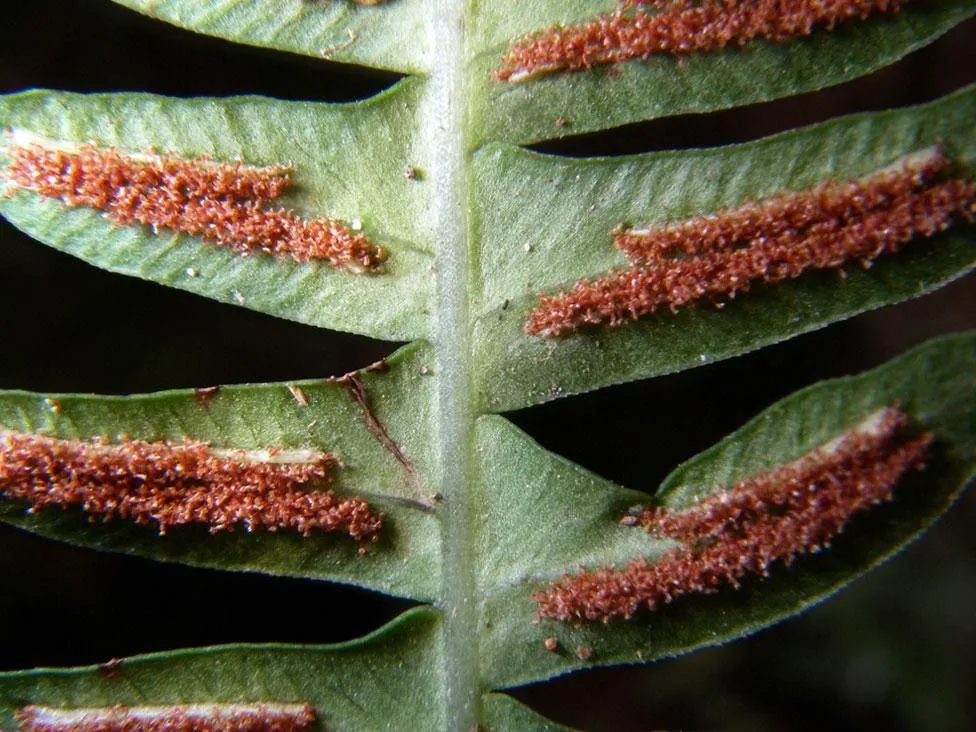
[{"left": 431, "top": 0, "right": 481, "bottom": 728}]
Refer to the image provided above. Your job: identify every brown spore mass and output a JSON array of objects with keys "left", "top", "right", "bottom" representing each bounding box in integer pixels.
[
  {"left": 525, "top": 150, "right": 976, "bottom": 337},
  {"left": 3, "top": 143, "right": 385, "bottom": 272},
  {"left": 16, "top": 702, "right": 316, "bottom": 731},
  {"left": 0, "top": 432, "right": 382, "bottom": 543},
  {"left": 498, "top": 0, "right": 914, "bottom": 81},
  {"left": 533, "top": 407, "right": 932, "bottom": 622}
]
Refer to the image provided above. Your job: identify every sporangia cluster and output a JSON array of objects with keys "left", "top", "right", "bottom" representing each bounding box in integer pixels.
[
  {"left": 498, "top": 0, "right": 915, "bottom": 82},
  {"left": 526, "top": 149, "right": 976, "bottom": 336},
  {"left": 3, "top": 142, "right": 384, "bottom": 272},
  {"left": 15, "top": 703, "right": 316, "bottom": 731},
  {"left": 0, "top": 432, "right": 382, "bottom": 544},
  {"left": 533, "top": 407, "right": 931, "bottom": 622}
]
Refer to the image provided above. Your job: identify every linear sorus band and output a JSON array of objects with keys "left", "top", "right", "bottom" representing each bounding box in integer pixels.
[
  {"left": 497, "top": 0, "right": 914, "bottom": 82},
  {"left": 0, "top": 432, "right": 382, "bottom": 543},
  {"left": 525, "top": 149, "right": 976, "bottom": 337},
  {"left": 533, "top": 407, "right": 931, "bottom": 622},
  {"left": 16, "top": 702, "right": 315, "bottom": 731},
  {"left": 1, "top": 134, "right": 385, "bottom": 272}
]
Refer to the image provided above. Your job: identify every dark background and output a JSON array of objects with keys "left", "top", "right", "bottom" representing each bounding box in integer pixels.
[{"left": 0, "top": 3, "right": 974, "bottom": 730}]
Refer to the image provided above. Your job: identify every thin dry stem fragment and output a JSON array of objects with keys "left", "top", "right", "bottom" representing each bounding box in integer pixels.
[
  {"left": 0, "top": 432, "right": 382, "bottom": 543},
  {"left": 498, "top": 0, "right": 914, "bottom": 82},
  {"left": 2, "top": 140, "right": 385, "bottom": 272},
  {"left": 16, "top": 702, "right": 315, "bottom": 731},
  {"left": 333, "top": 372, "right": 416, "bottom": 483},
  {"left": 287, "top": 384, "right": 310, "bottom": 407},
  {"left": 525, "top": 149, "right": 976, "bottom": 337},
  {"left": 533, "top": 407, "right": 932, "bottom": 622}
]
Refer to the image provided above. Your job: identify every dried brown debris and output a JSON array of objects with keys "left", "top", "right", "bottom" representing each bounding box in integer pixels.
[
  {"left": 0, "top": 431, "right": 382, "bottom": 543},
  {"left": 533, "top": 407, "right": 932, "bottom": 622},
  {"left": 16, "top": 702, "right": 315, "bottom": 731},
  {"left": 525, "top": 149, "right": 976, "bottom": 336},
  {"left": 3, "top": 141, "right": 385, "bottom": 272},
  {"left": 498, "top": 0, "right": 914, "bottom": 81},
  {"left": 574, "top": 646, "right": 594, "bottom": 660}
]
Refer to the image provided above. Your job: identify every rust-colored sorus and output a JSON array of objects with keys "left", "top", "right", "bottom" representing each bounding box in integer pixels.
[
  {"left": 16, "top": 702, "right": 315, "bottom": 731},
  {"left": 0, "top": 432, "right": 382, "bottom": 544},
  {"left": 498, "top": 0, "right": 914, "bottom": 82},
  {"left": 2, "top": 141, "right": 385, "bottom": 272},
  {"left": 525, "top": 149, "right": 976, "bottom": 337},
  {"left": 533, "top": 407, "right": 932, "bottom": 622}
]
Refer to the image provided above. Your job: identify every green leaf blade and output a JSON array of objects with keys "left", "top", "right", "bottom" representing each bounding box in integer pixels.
[
  {"left": 0, "top": 83, "right": 433, "bottom": 340},
  {"left": 480, "top": 332, "right": 976, "bottom": 688},
  {"left": 482, "top": 693, "right": 574, "bottom": 731},
  {"left": 475, "top": 415, "right": 657, "bottom": 594},
  {"left": 0, "top": 607, "right": 444, "bottom": 731},
  {"left": 474, "top": 85, "right": 976, "bottom": 412},
  {"left": 472, "top": 0, "right": 976, "bottom": 145},
  {"left": 0, "top": 344, "right": 441, "bottom": 600},
  {"left": 111, "top": 0, "right": 432, "bottom": 73}
]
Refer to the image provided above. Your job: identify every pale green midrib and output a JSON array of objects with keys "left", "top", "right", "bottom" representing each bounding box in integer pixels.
[{"left": 430, "top": 1, "right": 479, "bottom": 731}]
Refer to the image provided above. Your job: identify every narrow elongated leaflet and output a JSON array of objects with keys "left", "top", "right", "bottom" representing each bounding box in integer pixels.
[
  {"left": 16, "top": 702, "right": 315, "bottom": 731},
  {"left": 1, "top": 136, "right": 385, "bottom": 272},
  {"left": 525, "top": 149, "right": 976, "bottom": 337},
  {"left": 0, "top": 432, "right": 382, "bottom": 543},
  {"left": 533, "top": 407, "right": 931, "bottom": 622},
  {"left": 498, "top": 0, "right": 915, "bottom": 82}
]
